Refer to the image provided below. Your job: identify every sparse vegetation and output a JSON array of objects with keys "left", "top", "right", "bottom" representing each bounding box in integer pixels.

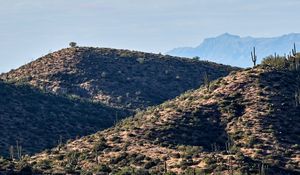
[
  {"left": 0, "top": 47, "right": 236, "bottom": 111},
  {"left": 1, "top": 46, "right": 300, "bottom": 174},
  {"left": 5, "top": 66, "right": 298, "bottom": 175},
  {"left": 261, "top": 55, "right": 289, "bottom": 69},
  {"left": 0, "top": 47, "right": 236, "bottom": 158}
]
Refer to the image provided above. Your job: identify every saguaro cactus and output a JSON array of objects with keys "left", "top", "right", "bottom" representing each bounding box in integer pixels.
[
  {"left": 225, "top": 137, "right": 233, "bottom": 154},
  {"left": 95, "top": 149, "right": 99, "bottom": 164},
  {"left": 292, "top": 43, "right": 297, "bottom": 57},
  {"left": 295, "top": 89, "right": 300, "bottom": 107},
  {"left": 251, "top": 47, "right": 257, "bottom": 67},
  {"left": 57, "top": 135, "right": 63, "bottom": 151},
  {"left": 16, "top": 141, "right": 22, "bottom": 160},
  {"left": 291, "top": 43, "right": 299, "bottom": 70},
  {"left": 203, "top": 72, "right": 210, "bottom": 91},
  {"left": 9, "top": 146, "right": 14, "bottom": 160},
  {"left": 164, "top": 161, "right": 167, "bottom": 173},
  {"left": 259, "top": 163, "right": 268, "bottom": 175}
]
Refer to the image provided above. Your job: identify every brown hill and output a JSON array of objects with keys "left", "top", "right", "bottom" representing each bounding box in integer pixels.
[
  {"left": 0, "top": 47, "right": 236, "bottom": 111},
  {"left": 15, "top": 66, "right": 300, "bottom": 175},
  {"left": 0, "top": 47, "right": 236, "bottom": 158}
]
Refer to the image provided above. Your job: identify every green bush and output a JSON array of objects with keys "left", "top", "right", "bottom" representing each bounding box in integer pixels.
[
  {"left": 34, "top": 159, "right": 52, "bottom": 170},
  {"left": 94, "top": 164, "right": 111, "bottom": 173},
  {"left": 115, "top": 167, "right": 134, "bottom": 175},
  {"left": 261, "top": 56, "right": 289, "bottom": 69},
  {"left": 144, "top": 160, "right": 157, "bottom": 169},
  {"left": 93, "top": 137, "right": 108, "bottom": 152}
]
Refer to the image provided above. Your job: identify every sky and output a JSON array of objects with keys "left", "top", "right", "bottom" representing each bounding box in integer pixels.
[{"left": 0, "top": 0, "right": 300, "bottom": 73}]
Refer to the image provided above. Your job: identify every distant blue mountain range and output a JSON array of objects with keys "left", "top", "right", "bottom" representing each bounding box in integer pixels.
[{"left": 167, "top": 33, "right": 300, "bottom": 67}]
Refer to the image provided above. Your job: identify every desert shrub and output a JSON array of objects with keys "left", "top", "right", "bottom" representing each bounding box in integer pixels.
[
  {"left": 183, "top": 167, "right": 203, "bottom": 175},
  {"left": 137, "top": 58, "right": 145, "bottom": 64},
  {"left": 179, "top": 158, "right": 193, "bottom": 169},
  {"left": 0, "top": 157, "right": 14, "bottom": 169},
  {"left": 135, "top": 168, "right": 150, "bottom": 175},
  {"left": 203, "top": 157, "right": 217, "bottom": 165},
  {"left": 134, "top": 154, "right": 146, "bottom": 162},
  {"left": 64, "top": 151, "right": 80, "bottom": 173},
  {"left": 94, "top": 164, "right": 111, "bottom": 173},
  {"left": 34, "top": 159, "right": 52, "bottom": 170},
  {"left": 55, "top": 154, "right": 64, "bottom": 160},
  {"left": 115, "top": 167, "right": 134, "bottom": 175},
  {"left": 261, "top": 56, "right": 289, "bottom": 69},
  {"left": 170, "top": 152, "right": 180, "bottom": 158},
  {"left": 205, "top": 163, "right": 218, "bottom": 172},
  {"left": 93, "top": 138, "right": 108, "bottom": 152},
  {"left": 246, "top": 136, "right": 260, "bottom": 147},
  {"left": 110, "top": 152, "right": 128, "bottom": 164},
  {"left": 192, "top": 56, "right": 200, "bottom": 61},
  {"left": 164, "top": 172, "right": 176, "bottom": 175},
  {"left": 16, "top": 159, "right": 33, "bottom": 175},
  {"left": 177, "top": 145, "right": 203, "bottom": 158},
  {"left": 111, "top": 147, "right": 121, "bottom": 152},
  {"left": 109, "top": 135, "right": 121, "bottom": 142},
  {"left": 144, "top": 160, "right": 157, "bottom": 169}
]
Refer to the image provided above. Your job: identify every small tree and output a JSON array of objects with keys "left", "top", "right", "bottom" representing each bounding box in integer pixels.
[
  {"left": 251, "top": 47, "right": 257, "bottom": 67},
  {"left": 69, "top": 42, "right": 77, "bottom": 48},
  {"left": 192, "top": 56, "right": 200, "bottom": 61}
]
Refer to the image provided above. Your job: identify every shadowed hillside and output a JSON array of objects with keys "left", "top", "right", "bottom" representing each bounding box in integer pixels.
[
  {"left": 10, "top": 66, "right": 299, "bottom": 175},
  {"left": 0, "top": 81, "right": 130, "bottom": 158}
]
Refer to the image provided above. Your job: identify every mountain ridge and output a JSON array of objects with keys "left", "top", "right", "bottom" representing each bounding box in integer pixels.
[
  {"left": 0, "top": 47, "right": 237, "bottom": 111},
  {"left": 167, "top": 33, "right": 300, "bottom": 67}
]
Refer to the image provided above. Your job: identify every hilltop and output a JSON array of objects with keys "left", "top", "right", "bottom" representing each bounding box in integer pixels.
[
  {"left": 0, "top": 47, "right": 236, "bottom": 111},
  {"left": 13, "top": 66, "right": 299, "bottom": 174},
  {"left": 0, "top": 47, "right": 236, "bottom": 157},
  {"left": 167, "top": 33, "right": 300, "bottom": 67}
]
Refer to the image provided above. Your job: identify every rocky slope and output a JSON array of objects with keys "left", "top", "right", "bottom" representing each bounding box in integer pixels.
[
  {"left": 0, "top": 47, "right": 236, "bottom": 158},
  {"left": 0, "top": 47, "right": 236, "bottom": 111},
  {"left": 14, "top": 66, "right": 299, "bottom": 175}
]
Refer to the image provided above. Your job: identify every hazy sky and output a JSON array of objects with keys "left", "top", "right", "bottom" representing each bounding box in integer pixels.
[{"left": 0, "top": 0, "right": 300, "bottom": 73}]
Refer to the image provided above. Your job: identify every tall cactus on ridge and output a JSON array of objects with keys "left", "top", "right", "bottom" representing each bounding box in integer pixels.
[
  {"left": 292, "top": 43, "right": 297, "bottom": 57},
  {"left": 291, "top": 43, "right": 298, "bottom": 70},
  {"left": 251, "top": 47, "right": 257, "bottom": 67}
]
